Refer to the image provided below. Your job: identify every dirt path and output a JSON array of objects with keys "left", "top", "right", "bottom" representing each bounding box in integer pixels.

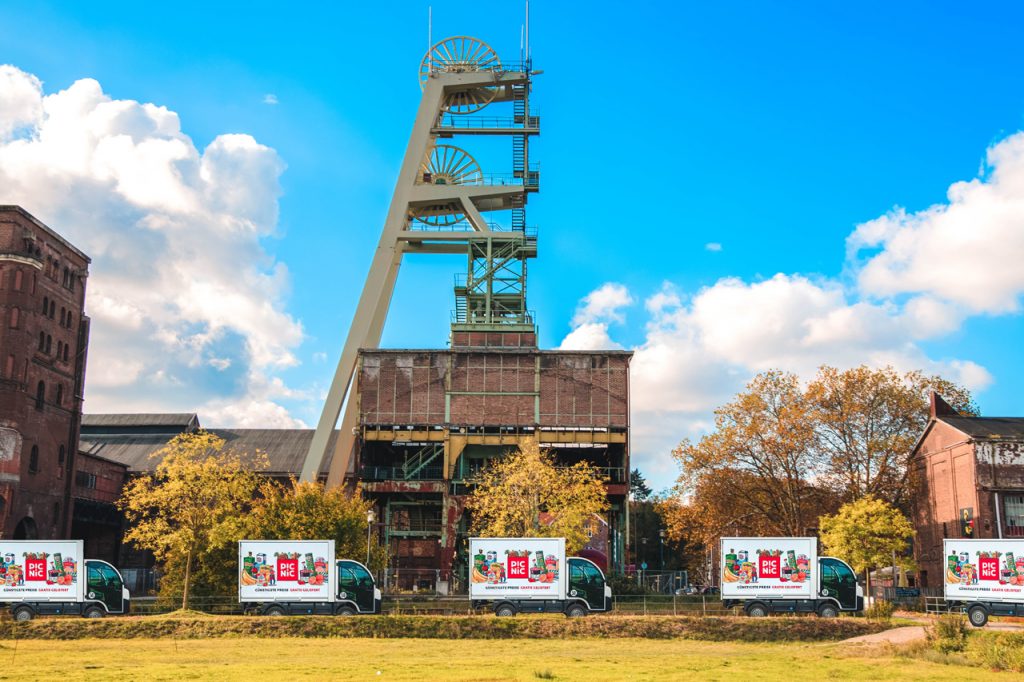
[{"left": 844, "top": 626, "right": 927, "bottom": 645}]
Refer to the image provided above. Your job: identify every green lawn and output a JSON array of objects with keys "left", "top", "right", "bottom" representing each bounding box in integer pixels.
[{"left": 0, "top": 637, "right": 1010, "bottom": 681}]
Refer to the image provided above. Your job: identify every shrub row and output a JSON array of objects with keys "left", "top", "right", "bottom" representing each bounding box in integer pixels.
[{"left": 0, "top": 614, "right": 889, "bottom": 642}]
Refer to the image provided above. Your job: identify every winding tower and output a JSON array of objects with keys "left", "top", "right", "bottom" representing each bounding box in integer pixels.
[{"left": 301, "top": 37, "right": 540, "bottom": 486}]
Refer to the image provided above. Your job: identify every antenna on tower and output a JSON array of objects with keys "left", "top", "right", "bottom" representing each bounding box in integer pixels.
[
  {"left": 525, "top": 0, "right": 530, "bottom": 66},
  {"left": 428, "top": 6, "right": 433, "bottom": 69}
]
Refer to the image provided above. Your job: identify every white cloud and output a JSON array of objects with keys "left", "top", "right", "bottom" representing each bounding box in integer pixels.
[
  {"left": 263, "top": 94, "right": 279, "bottom": 105},
  {"left": 850, "top": 131, "right": 1024, "bottom": 314},
  {"left": 571, "top": 282, "right": 633, "bottom": 327},
  {"left": 0, "top": 65, "right": 305, "bottom": 426},
  {"left": 704, "top": 242, "right": 722, "bottom": 252}
]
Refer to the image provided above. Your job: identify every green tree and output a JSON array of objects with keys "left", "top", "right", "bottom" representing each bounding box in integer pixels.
[
  {"left": 118, "top": 431, "right": 265, "bottom": 609},
  {"left": 247, "top": 480, "right": 387, "bottom": 572},
  {"left": 819, "top": 496, "right": 915, "bottom": 596},
  {"left": 466, "top": 437, "right": 609, "bottom": 554},
  {"left": 629, "top": 469, "right": 653, "bottom": 502}
]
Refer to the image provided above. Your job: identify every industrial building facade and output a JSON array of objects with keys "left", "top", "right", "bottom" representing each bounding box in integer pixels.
[{"left": 356, "top": 346, "right": 631, "bottom": 589}]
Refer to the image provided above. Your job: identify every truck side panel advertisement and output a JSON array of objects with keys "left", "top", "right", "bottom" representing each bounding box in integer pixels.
[
  {"left": 720, "top": 537, "right": 817, "bottom": 600},
  {"left": 469, "top": 537, "right": 564, "bottom": 601},
  {"left": 239, "top": 540, "right": 335, "bottom": 602},
  {"left": 943, "top": 539, "right": 1024, "bottom": 602},
  {"left": 0, "top": 540, "right": 84, "bottom": 603}
]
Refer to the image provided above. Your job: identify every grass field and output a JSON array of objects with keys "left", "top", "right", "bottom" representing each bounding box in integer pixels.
[{"left": 0, "top": 637, "right": 1012, "bottom": 681}]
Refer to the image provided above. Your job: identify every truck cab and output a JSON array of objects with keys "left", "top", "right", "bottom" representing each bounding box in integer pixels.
[
  {"left": 336, "top": 559, "right": 381, "bottom": 614},
  {"left": 819, "top": 557, "right": 863, "bottom": 613},
  {"left": 567, "top": 557, "right": 613, "bottom": 614}
]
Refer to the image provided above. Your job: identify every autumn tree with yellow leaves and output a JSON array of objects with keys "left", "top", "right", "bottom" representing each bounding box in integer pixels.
[
  {"left": 118, "top": 431, "right": 265, "bottom": 609},
  {"left": 466, "top": 438, "right": 608, "bottom": 554}
]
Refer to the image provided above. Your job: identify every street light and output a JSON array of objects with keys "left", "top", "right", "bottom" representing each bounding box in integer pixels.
[
  {"left": 659, "top": 529, "right": 666, "bottom": 570},
  {"left": 366, "top": 509, "right": 376, "bottom": 565}
]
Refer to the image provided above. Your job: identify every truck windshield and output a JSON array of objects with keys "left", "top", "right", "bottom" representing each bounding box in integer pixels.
[
  {"left": 87, "top": 563, "right": 121, "bottom": 587},
  {"left": 339, "top": 563, "right": 373, "bottom": 587}
]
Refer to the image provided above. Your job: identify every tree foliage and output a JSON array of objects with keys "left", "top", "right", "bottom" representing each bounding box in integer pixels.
[
  {"left": 118, "top": 431, "right": 265, "bottom": 608},
  {"left": 819, "top": 496, "right": 915, "bottom": 591},
  {"left": 663, "top": 366, "right": 973, "bottom": 554},
  {"left": 629, "top": 469, "right": 653, "bottom": 501},
  {"left": 248, "top": 480, "right": 386, "bottom": 572},
  {"left": 466, "top": 437, "right": 609, "bottom": 554},
  {"left": 808, "top": 366, "right": 977, "bottom": 509}
]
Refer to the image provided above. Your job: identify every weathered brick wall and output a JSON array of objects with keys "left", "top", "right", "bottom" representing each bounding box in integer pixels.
[
  {"left": 358, "top": 349, "right": 631, "bottom": 428},
  {"left": 73, "top": 452, "right": 127, "bottom": 505}
]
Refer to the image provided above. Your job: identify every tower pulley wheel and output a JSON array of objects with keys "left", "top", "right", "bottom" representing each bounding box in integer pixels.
[
  {"left": 414, "top": 145, "right": 482, "bottom": 226},
  {"left": 419, "top": 36, "right": 501, "bottom": 114}
]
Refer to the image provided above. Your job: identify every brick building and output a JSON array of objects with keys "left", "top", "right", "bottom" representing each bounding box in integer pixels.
[
  {"left": 912, "top": 393, "right": 1024, "bottom": 587},
  {"left": 0, "top": 206, "right": 90, "bottom": 540}
]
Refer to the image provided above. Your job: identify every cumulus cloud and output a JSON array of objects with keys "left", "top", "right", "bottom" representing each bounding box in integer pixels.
[
  {"left": 704, "top": 242, "right": 722, "bottom": 252},
  {"left": 263, "top": 94, "right": 279, "bottom": 105},
  {"left": 0, "top": 65, "right": 305, "bottom": 427},
  {"left": 849, "top": 131, "right": 1024, "bottom": 314}
]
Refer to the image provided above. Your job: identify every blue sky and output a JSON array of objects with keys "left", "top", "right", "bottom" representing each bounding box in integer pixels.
[{"left": 2, "top": 1, "right": 1024, "bottom": 489}]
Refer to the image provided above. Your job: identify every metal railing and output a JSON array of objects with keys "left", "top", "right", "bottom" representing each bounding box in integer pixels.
[
  {"left": 435, "top": 115, "right": 540, "bottom": 130},
  {"left": 360, "top": 465, "right": 445, "bottom": 481}
]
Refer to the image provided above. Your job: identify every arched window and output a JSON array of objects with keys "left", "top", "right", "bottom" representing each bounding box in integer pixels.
[
  {"left": 66, "top": 312, "right": 73, "bottom": 328},
  {"left": 57, "top": 341, "right": 63, "bottom": 359},
  {"left": 38, "top": 331, "right": 45, "bottom": 351},
  {"left": 35, "top": 381, "right": 45, "bottom": 410},
  {"left": 8, "top": 307, "right": 18, "bottom": 328},
  {"left": 4, "top": 355, "right": 13, "bottom": 377},
  {"left": 63, "top": 345, "right": 69, "bottom": 362},
  {"left": 56, "top": 384, "right": 63, "bottom": 405},
  {"left": 60, "top": 308, "right": 65, "bottom": 326},
  {"left": 29, "top": 445, "right": 39, "bottom": 473},
  {"left": 45, "top": 335, "right": 51, "bottom": 354},
  {"left": 63, "top": 267, "right": 70, "bottom": 288},
  {"left": 49, "top": 300, "right": 55, "bottom": 318},
  {"left": 13, "top": 269, "right": 22, "bottom": 291},
  {"left": 58, "top": 445, "right": 66, "bottom": 467},
  {"left": 42, "top": 296, "right": 49, "bottom": 314}
]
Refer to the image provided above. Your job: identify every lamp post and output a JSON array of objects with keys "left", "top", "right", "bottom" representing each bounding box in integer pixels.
[
  {"left": 366, "top": 509, "right": 376, "bottom": 565},
  {"left": 659, "top": 529, "right": 666, "bottom": 570}
]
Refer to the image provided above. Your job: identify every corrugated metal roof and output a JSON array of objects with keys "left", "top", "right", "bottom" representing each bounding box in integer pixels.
[
  {"left": 82, "top": 413, "right": 200, "bottom": 428},
  {"left": 79, "top": 428, "right": 338, "bottom": 475},
  {"left": 941, "top": 416, "right": 1024, "bottom": 441}
]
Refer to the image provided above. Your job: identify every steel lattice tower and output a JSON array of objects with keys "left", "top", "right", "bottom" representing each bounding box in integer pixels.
[{"left": 300, "top": 37, "right": 539, "bottom": 486}]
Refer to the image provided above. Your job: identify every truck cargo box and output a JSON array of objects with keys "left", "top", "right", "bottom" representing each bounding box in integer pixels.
[
  {"left": 720, "top": 537, "right": 818, "bottom": 601},
  {"left": 943, "top": 538, "right": 1024, "bottom": 604},
  {"left": 0, "top": 540, "right": 85, "bottom": 603},
  {"left": 239, "top": 540, "right": 336, "bottom": 603},
  {"left": 469, "top": 537, "right": 566, "bottom": 602}
]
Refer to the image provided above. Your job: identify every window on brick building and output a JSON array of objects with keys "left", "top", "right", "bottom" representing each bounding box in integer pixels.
[
  {"left": 60, "top": 308, "right": 65, "bottom": 326},
  {"left": 35, "top": 381, "right": 45, "bottom": 410},
  {"left": 49, "top": 300, "right": 55, "bottom": 318},
  {"left": 66, "top": 312, "right": 73, "bottom": 329},
  {"left": 63, "top": 267, "right": 70, "bottom": 288},
  {"left": 38, "top": 331, "right": 45, "bottom": 351},
  {"left": 56, "top": 384, "right": 63, "bottom": 405},
  {"left": 1006, "top": 495, "right": 1024, "bottom": 536},
  {"left": 57, "top": 341, "right": 63, "bottom": 360},
  {"left": 42, "top": 296, "right": 49, "bottom": 314},
  {"left": 58, "top": 445, "right": 65, "bottom": 467},
  {"left": 4, "top": 355, "right": 13, "bottom": 377},
  {"left": 8, "top": 307, "right": 18, "bottom": 328},
  {"left": 14, "top": 269, "right": 22, "bottom": 291},
  {"left": 75, "top": 470, "right": 97, "bottom": 489},
  {"left": 29, "top": 445, "right": 39, "bottom": 473},
  {"left": 63, "top": 345, "right": 69, "bottom": 362},
  {"left": 45, "top": 335, "right": 51, "bottom": 354}
]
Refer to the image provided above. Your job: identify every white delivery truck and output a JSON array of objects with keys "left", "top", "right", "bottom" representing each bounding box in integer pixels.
[
  {"left": 239, "top": 540, "right": 381, "bottom": 616},
  {"left": 720, "top": 537, "right": 863, "bottom": 618},
  {"left": 469, "top": 537, "right": 612, "bottom": 617},
  {"left": 0, "top": 540, "right": 130, "bottom": 621},
  {"left": 943, "top": 538, "right": 1024, "bottom": 627}
]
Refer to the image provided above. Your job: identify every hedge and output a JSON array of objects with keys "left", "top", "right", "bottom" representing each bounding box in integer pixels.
[{"left": 0, "top": 615, "right": 889, "bottom": 641}]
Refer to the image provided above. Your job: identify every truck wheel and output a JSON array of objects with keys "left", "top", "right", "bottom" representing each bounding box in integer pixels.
[
  {"left": 264, "top": 606, "right": 286, "bottom": 617},
  {"left": 967, "top": 605, "right": 989, "bottom": 627},
  {"left": 337, "top": 606, "right": 356, "bottom": 616},
  {"left": 745, "top": 602, "right": 769, "bottom": 618},
  {"left": 12, "top": 607, "right": 34, "bottom": 622},
  {"left": 494, "top": 604, "right": 517, "bottom": 617},
  {"left": 84, "top": 607, "right": 106, "bottom": 619},
  {"left": 565, "top": 604, "right": 587, "bottom": 618},
  {"left": 817, "top": 603, "right": 839, "bottom": 619}
]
